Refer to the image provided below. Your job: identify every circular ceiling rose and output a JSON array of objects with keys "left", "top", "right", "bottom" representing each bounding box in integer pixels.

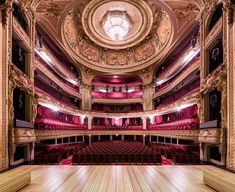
[
  {"left": 62, "top": 0, "right": 175, "bottom": 73},
  {"left": 82, "top": 0, "right": 153, "bottom": 50}
]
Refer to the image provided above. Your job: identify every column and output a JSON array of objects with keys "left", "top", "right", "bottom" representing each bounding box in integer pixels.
[
  {"left": 142, "top": 117, "right": 147, "bottom": 130},
  {"left": 110, "top": 135, "right": 113, "bottom": 141},
  {"left": 143, "top": 135, "right": 145, "bottom": 145},
  {"left": 225, "top": 2, "right": 235, "bottom": 170},
  {"left": 134, "top": 135, "right": 136, "bottom": 141},
  {"left": 98, "top": 135, "right": 100, "bottom": 141},
  {"left": 199, "top": 143, "right": 204, "bottom": 161},
  {"left": 29, "top": 143, "right": 35, "bottom": 161},
  {"left": 149, "top": 136, "right": 151, "bottom": 143},
  {"left": 88, "top": 116, "right": 92, "bottom": 130},
  {"left": 55, "top": 138, "right": 57, "bottom": 145},
  {"left": 0, "top": 2, "right": 11, "bottom": 170},
  {"left": 81, "top": 84, "right": 92, "bottom": 111},
  {"left": 82, "top": 135, "right": 85, "bottom": 143},
  {"left": 89, "top": 135, "right": 91, "bottom": 145},
  {"left": 142, "top": 84, "right": 153, "bottom": 111},
  {"left": 121, "top": 135, "right": 124, "bottom": 141}
]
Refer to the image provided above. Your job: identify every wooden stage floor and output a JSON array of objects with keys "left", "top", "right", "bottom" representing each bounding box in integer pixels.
[{"left": 16, "top": 165, "right": 218, "bottom": 192}]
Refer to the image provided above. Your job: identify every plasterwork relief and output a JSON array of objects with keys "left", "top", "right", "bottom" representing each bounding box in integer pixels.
[
  {"left": 225, "top": 3, "right": 235, "bottom": 170},
  {"left": 198, "top": 128, "right": 225, "bottom": 144},
  {"left": 12, "top": 128, "right": 36, "bottom": 144},
  {"left": 35, "top": 129, "right": 199, "bottom": 141},
  {"left": 62, "top": 1, "right": 173, "bottom": 72},
  {"left": 173, "top": 3, "right": 200, "bottom": 27},
  {"left": 0, "top": 1, "right": 12, "bottom": 170}
]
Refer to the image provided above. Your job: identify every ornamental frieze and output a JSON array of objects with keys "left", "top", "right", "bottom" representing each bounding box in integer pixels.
[
  {"left": 106, "top": 51, "right": 128, "bottom": 66},
  {"left": 9, "top": 64, "right": 34, "bottom": 95},
  {"left": 198, "top": 128, "right": 225, "bottom": 144},
  {"left": 200, "top": 63, "right": 227, "bottom": 94},
  {"left": 12, "top": 128, "right": 36, "bottom": 144},
  {"left": 79, "top": 40, "right": 100, "bottom": 62},
  {"left": 134, "top": 39, "right": 155, "bottom": 62},
  {"left": 35, "top": 129, "right": 199, "bottom": 141}
]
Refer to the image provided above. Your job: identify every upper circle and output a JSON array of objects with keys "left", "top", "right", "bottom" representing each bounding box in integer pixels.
[{"left": 82, "top": 0, "right": 153, "bottom": 50}]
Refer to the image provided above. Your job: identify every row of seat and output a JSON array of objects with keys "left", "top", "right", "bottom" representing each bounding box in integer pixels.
[
  {"left": 148, "top": 118, "right": 199, "bottom": 130},
  {"left": 34, "top": 142, "right": 84, "bottom": 164},
  {"left": 149, "top": 143, "right": 200, "bottom": 164},
  {"left": 35, "top": 118, "right": 87, "bottom": 130},
  {"left": 72, "top": 141, "right": 161, "bottom": 165},
  {"left": 91, "top": 125, "right": 143, "bottom": 130}
]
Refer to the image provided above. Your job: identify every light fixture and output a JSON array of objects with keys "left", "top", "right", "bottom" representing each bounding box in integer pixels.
[
  {"left": 99, "top": 89, "right": 107, "bottom": 93},
  {"left": 102, "top": 10, "right": 131, "bottom": 41},
  {"left": 182, "top": 48, "right": 200, "bottom": 64},
  {"left": 127, "top": 89, "right": 135, "bottom": 93},
  {"left": 40, "top": 102, "right": 59, "bottom": 112},
  {"left": 68, "top": 79, "right": 78, "bottom": 85},
  {"left": 39, "top": 50, "right": 52, "bottom": 63},
  {"left": 155, "top": 79, "right": 166, "bottom": 86}
]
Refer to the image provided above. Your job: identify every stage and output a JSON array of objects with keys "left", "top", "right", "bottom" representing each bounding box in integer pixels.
[{"left": 15, "top": 165, "right": 218, "bottom": 192}]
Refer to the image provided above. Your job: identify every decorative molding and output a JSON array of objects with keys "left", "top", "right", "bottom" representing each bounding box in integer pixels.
[
  {"left": 61, "top": 0, "right": 174, "bottom": 73},
  {"left": 173, "top": 2, "right": 200, "bottom": 26},
  {"left": 0, "top": 1, "right": 12, "bottom": 26},
  {"left": 9, "top": 63, "right": 34, "bottom": 95},
  {"left": 35, "top": 129, "right": 199, "bottom": 141},
  {"left": 198, "top": 128, "right": 225, "bottom": 144},
  {"left": 200, "top": 63, "right": 227, "bottom": 94},
  {"left": 92, "top": 98, "right": 143, "bottom": 104},
  {"left": 12, "top": 128, "right": 36, "bottom": 144}
]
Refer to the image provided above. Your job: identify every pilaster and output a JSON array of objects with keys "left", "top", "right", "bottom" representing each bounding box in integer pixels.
[{"left": 0, "top": 1, "right": 12, "bottom": 170}]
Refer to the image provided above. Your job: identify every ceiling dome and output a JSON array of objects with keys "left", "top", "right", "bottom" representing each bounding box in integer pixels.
[
  {"left": 62, "top": 0, "right": 175, "bottom": 73},
  {"left": 81, "top": 0, "right": 153, "bottom": 50}
]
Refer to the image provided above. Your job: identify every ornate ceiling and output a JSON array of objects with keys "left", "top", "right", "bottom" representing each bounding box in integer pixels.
[{"left": 24, "top": 0, "right": 203, "bottom": 73}]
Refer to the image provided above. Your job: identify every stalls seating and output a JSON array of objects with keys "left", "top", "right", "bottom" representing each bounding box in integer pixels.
[{"left": 73, "top": 141, "right": 161, "bottom": 165}]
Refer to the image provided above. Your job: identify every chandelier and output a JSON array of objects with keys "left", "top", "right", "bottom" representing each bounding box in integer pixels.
[{"left": 102, "top": 10, "right": 131, "bottom": 41}]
